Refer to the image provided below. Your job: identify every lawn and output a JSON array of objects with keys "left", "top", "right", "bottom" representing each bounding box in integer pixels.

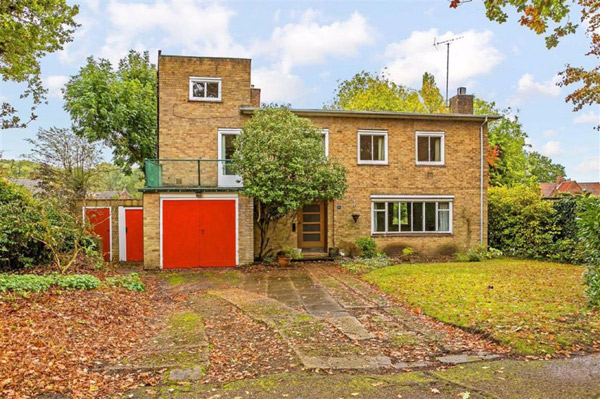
[{"left": 363, "top": 258, "right": 600, "bottom": 356}]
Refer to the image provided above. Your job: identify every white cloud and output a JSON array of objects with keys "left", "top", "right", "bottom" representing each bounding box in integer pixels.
[
  {"left": 252, "top": 66, "right": 310, "bottom": 104},
  {"left": 573, "top": 110, "right": 599, "bottom": 125},
  {"left": 542, "top": 129, "right": 558, "bottom": 138},
  {"left": 383, "top": 29, "right": 504, "bottom": 87},
  {"left": 507, "top": 73, "right": 560, "bottom": 105},
  {"left": 540, "top": 140, "right": 563, "bottom": 157},
  {"left": 254, "top": 10, "right": 374, "bottom": 72},
  {"left": 100, "top": 0, "right": 246, "bottom": 63},
  {"left": 44, "top": 75, "right": 69, "bottom": 99},
  {"left": 576, "top": 156, "right": 600, "bottom": 175}
]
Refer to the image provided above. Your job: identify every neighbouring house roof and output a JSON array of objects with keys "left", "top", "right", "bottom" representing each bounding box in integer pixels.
[
  {"left": 239, "top": 107, "right": 502, "bottom": 122},
  {"left": 540, "top": 177, "right": 600, "bottom": 198}
]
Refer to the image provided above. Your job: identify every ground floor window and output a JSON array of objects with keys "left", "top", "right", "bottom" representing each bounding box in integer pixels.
[{"left": 372, "top": 197, "right": 452, "bottom": 234}]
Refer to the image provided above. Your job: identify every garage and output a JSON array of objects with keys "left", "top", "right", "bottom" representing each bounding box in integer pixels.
[
  {"left": 119, "top": 207, "right": 144, "bottom": 262},
  {"left": 84, "top": 207, "right": 112, "bottom": 261},
  {"left": 161, "top": 197, "right": 237, "bottom": 268}
]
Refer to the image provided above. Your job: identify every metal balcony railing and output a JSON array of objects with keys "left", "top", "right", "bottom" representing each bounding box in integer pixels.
[{"left": 144, "top": 159, "right": 242, "bottom": 190}]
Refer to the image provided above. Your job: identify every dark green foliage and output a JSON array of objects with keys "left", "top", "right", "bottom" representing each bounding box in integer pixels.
[
  {"left": 0, "top": 178, "right": 99, "bottom": 270},
  {"left": 54, "top": 274, "right": 101, "bottom": 290},
  {"left": 106, "top": 273, "right": 146, "bottom": 292},
  {"left": 577, "top": 197, "right": 600, "bottom": 305},
  {"left": 355, "top": 237, "right": 377, "bottom": 258},
  {"left": 489, "top": 185, "right": 590, "bottom": 265}
]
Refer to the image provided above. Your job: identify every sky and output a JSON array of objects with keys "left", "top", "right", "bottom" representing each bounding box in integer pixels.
[{"left": 1, "top": 0, "right": 599, "bottom": 181}]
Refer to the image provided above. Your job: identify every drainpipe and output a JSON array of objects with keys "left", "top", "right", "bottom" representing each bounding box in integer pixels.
[{"left": 480, "top": 116, "right": 488, "bottom": 245}]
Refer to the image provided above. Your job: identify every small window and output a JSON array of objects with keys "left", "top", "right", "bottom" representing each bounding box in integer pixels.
[
  {"left": 358, "top": 130, "right": 388, "bottom": 164},
  {"left": 416, "top": 132, "right": 445, "bottom": 165},
  {"left": 189, "top": 77, "right": 221, "bottom": 101}
]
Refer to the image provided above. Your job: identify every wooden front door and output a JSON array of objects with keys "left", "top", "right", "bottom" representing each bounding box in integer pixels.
[{"left": 298, "top": 201, "right": 326, "bottom": 250}]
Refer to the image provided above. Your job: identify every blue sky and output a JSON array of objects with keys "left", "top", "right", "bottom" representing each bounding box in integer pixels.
[{"left": 1, "top": 0, "right": 599, "bottom": 181}]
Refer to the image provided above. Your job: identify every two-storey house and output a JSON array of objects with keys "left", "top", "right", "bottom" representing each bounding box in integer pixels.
[{"left": 140, "top": 54, "right": 499, "bottom": 269}]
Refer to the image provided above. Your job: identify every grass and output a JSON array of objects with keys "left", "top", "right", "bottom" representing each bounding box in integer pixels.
[{"left": 363, "top": 258, "right": 600, "bottom": 355}]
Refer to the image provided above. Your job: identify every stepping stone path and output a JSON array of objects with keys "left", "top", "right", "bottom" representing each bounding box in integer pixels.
[{"left": 213, "top": 288, "right": 391, "bottom": 369}]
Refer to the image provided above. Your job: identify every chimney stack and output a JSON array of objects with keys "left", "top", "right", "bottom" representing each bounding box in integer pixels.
[{"left": 449, "top": 87, "right": 474, "bottom": 114}]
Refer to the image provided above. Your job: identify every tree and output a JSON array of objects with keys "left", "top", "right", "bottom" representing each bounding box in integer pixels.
[
  {"left": 0, "top": 0, "right": 79, "bottom": 129},
  {"left": 526, "top": 151, "right": 566, "bottom": 183},
  {"left": 475, "top": 99, "right": 566, "bottom": 186},
  {"left": 91, "top": 163, "right": 145, "bottom": 198},
  {"left": 327, "top": 70, "right": 446, "bottom": 113},
  {"left": 232, "top": 107, "right": 347, "bottom": 259},
  {"left": 450, "top": 0, "right": 599, "bottom": 128},
  {"left": 25, "top": 127, "right": 101, "bottom": 204},
  {"left": 63, "top": 50, "right": 157, "bottom": 172}
]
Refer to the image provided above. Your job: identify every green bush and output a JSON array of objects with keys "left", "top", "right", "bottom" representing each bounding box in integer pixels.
[
  {"left": 0, "top": 178, "right": 100, "bottom": 271},
  {"left": 402, "top": 247, "right": 414, "bottom": 256},
  {"left": 278, "top": 246, "right": 303, "bottom": 260},
  {"left": 355, "top": 237, "right": 377, "bottom": 258},
  {"left": 338, "top": 253, "right": 390, "bottom": 274},
  {"left": 455, "top": 245, "right": 501, "bottom": 262},
  {"left": 106, "top": 273, "right": 146, "bottom": 292},
  {"left": 577, "top": 197, "right": 600, "bottom": 306}
]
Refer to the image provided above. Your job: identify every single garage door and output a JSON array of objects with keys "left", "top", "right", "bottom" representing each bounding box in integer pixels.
[
  {"left": 84, "top": 207, "right": 111, "bottom": 261},
  {"left": 162, "top": 199, "right": 236, "bottom": 268},
  {"left": 124, "top": 208, "right": 143, "bottom": 262}
]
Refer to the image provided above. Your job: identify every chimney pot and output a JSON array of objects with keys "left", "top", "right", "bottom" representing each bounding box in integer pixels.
[{"left": 457, "top": 87, "right": 467, "bottom": 95}]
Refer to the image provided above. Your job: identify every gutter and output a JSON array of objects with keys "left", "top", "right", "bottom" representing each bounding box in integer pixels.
[{"left": 480, "top": 116, "right": 488, "bottom": 245}]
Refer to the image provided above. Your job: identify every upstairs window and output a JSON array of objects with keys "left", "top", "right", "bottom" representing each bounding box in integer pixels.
[
  {"left": 416, "top": 131, "right": 445, "bottom": 165},
  {"left": 358, "top": 130, "right": 388, "bottom": 164},
  {"left": 189, "top": 77, "right": 221, "bottom": 101}
]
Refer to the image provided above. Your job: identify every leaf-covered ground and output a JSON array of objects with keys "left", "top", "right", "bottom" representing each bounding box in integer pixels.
[
  {"left": 0, "top": 276, "right": 168, "bottom": 398},
  {"left": 363, "top": 258, "right": 600, "bottom": 356}
]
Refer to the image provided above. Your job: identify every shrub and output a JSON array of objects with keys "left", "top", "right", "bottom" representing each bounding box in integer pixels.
[
  {"left": 355, "top": 237, "right": 377, "bottom": 258},
  {"left": 455, "top": 245, "right": 500, "bottom": 262},
  {"left": 577, "top": 197, "right": 600, "bottom": 306},
  {"left": 402, "top": 247, "right": 414, "bottom": 256},
  {"left": 106, "top": 273, "right": 146, "bottom": 292},
  {"left": 338, "top": 253, "right": 390, "bottom": 274},
  {"left": 278, "top": 246, "right": 303, "bottom": 260},
  {"left": 339, "top": 240, "right": 361, "bottom": 257}
]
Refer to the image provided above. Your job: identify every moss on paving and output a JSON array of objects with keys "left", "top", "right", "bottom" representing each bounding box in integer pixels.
[{"left": 364, "top": 258, "right": 600, "bottom": 355}]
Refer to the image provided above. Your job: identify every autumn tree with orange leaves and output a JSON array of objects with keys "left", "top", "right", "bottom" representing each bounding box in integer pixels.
[{"left": 451, "top": 0, "right": 599, "bottom": 128}]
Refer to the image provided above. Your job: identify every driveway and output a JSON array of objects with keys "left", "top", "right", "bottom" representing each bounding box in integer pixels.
[{"left": 120, "top": 262, "right": 600, "bottom": 398}]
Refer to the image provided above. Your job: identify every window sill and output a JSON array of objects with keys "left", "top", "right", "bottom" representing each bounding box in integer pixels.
[
  {"left": 415, "top": 162, "right": 446, "bottom": 167},
  {"left": 188, "top": 98, "right": 222, "bottom": 103},
  {"left": 371, "top": 232, "right": 453, "bottom": 237},
  {"left": 357, "top": 162, "right": 389, "bottom": 166}
]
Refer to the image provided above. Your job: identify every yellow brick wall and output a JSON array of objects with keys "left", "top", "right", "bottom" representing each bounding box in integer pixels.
[
  {"left": 142, "top": 193, "right": 160, "bottom": 268},
  {"left": 266, "top": 116, "right": 488, "bottom": 256}
]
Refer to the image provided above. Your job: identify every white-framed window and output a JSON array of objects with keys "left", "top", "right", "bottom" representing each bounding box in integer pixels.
[
  {"left": 415, "top": 131, "right": 445, "bottom": 165},
  {"left": 358, "top": 130, "right": 388, "bottom": 164},
  {"left": 370, "top": 195, "right": 453, "bottom": 234},
  {"left": 321, "top": 129, "right": 329, "bottom": 157},
  {"left": 189, "top": 77, "right": 222, "bottom": 101}
]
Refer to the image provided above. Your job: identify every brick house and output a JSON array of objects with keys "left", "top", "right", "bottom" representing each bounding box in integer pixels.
[
  {"left": 140, "top": 54, "right": 500, "bottom": 269},
  {"left": 540, "top": 177, "right": 600, "bottom": 198}
]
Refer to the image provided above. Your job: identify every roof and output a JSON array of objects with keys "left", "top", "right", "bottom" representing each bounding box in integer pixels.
[
  {"left": 8, "top": 178, "right": 42, "bottom": 194},
  {"left": 239, "top": 107, "right": 502, "bottom": 122},
  {"left": 540, "top": 178, "right": 600, "bottom": 198}
]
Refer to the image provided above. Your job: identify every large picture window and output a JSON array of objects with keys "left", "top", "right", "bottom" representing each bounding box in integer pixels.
[
  {"left": 358, "top": 130, "right": 388, "bottom": 164},
  {"left": 189, "top": 77, "right": 221, "bottom": 101},
  {"left": 371, "top": 196, "right": 452, "bottom": 234},
  {"left": 416, "top": 132, "right": 445, "bottom": 165}
]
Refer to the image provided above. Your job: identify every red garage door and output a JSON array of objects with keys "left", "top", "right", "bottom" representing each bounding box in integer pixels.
[
  {"left": 162, "top": 199, "right": 236, "bottom": 268},
  {"left": 84, "top": 207, "right": 111, "bottom": 261},
  {"left": 125, "top": 208, "right": 143, "bottom": 262}
]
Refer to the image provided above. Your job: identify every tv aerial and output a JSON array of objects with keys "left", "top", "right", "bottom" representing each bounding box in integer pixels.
[{"left": 433, "top": 36, "right": 463, "bottom": 107}]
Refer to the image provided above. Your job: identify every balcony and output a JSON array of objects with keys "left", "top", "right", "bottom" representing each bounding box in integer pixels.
[{"left": 141, "top": 159, "right": 243, "bottom": 192}]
